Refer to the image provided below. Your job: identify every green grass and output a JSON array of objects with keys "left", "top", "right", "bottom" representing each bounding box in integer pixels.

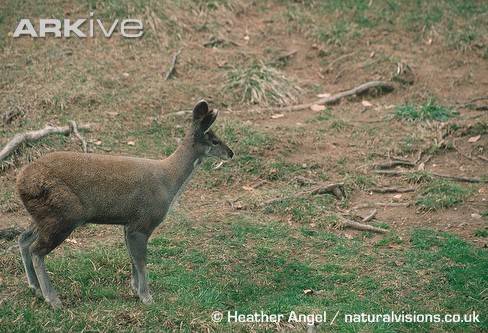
[
  {"left": 224, "top": 61, "right": 302, "bottom": 106},
  {"left": 1, "top": 220, "right": 486, "bottom": 332},
  {"left": 395, "top": 99, "right": 459, "bottom": 122},
  {"left": 264, "top": 194, "right": 336, "bottom": 224},
  {"left": 474, "top": 229, "right": 488, "bottom": 237},
  {"left": 416, "top": 179, "right": 472, "bottom": 211}
]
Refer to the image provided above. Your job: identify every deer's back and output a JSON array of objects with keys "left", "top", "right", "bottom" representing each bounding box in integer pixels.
[{"left": 17, "top": 152, "right": 170, "bottom": 226}]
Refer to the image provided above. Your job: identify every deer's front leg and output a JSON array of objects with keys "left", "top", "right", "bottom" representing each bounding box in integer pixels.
[
  {"left": 124, "top": 226, "right": 138, "bottom": 292},
  {"left": 126, "top": 230, "right": 153, "bottom": 304}
]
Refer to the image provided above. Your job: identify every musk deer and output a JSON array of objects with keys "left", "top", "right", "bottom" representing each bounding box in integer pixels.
[{"left": 16, "top": 100, "right": 233, "bottom": 309}]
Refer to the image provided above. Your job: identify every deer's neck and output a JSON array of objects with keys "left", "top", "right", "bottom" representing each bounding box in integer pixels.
[{"left": 164, "top": 138, "right": 203, "bottom": 200}]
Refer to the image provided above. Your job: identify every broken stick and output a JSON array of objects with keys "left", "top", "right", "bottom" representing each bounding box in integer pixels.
[
  {"left": 351, "top": 202, "right": 410, "bottom": 210},
  {"left": 373, "top": 160, "right": 415, "bottom": 169},
  {"left": 0, "top": 122, "right": 90, "bottom": 162},
  {"left": 267, "top": 80, "right": 395, "bottom": 113},
  {"left": 68, "top": 120, "right": 87, "bottom": 153},
  {"left": 164, "top": 49, "right": 181, "bottom": 80},
  {"left": 361, "top": 209, "right": 377, "bottom": 223},
  {"left": 368, "top": 186, "right": 416, "bottom": 193},
  {"left": 374, "top": 170, "right": 486, "bottom": 183},
  {"left": 339, "top": 216, "right": 387, "bottom": 234},
  {"left": 261, "top": 182, "right": 345, "bottom": 207}
]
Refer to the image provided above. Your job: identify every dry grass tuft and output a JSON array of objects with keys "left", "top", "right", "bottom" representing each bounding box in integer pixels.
[{"left": 224, "top": 61, "right": 302, "bottom": 106}]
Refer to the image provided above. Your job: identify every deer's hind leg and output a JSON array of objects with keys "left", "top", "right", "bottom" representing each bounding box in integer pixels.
[
  {"left": 30, "top": 216, "right": 77, "bottom": 309},
  {"left": 18, "top": 226, "right": 41, "bottom": 297},
  {"left": 20, "top": 181, "right": 86, "bottom": 309}
]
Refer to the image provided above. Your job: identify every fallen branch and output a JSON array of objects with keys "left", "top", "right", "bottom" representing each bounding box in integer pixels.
[
  {"left": 162, "top": 109, "right": 192, "bottom": 117},
  {"left": 261, "top": 182, "right": 345, "bottom": 207},
  {"left": 164, "top": 49, "right": 181, "bottom": 80},
  {"left": 68, "top": 120, "right": 87, "bottom": 153},
  {"left": 368, "top": 186, "right": 416, "bottom": 193},
  {"left": 374, "top": 170, "right": 486, "bottom": 183},
  {"left": 271, "top": 50, "right": 298, "bottom": 66},
  {"left": 308, "top": 183, "right": 345, "bottom": 199},
  {"left": 0, "top": 122, "right": 90, "bottom": 162},
  {"left": 466, "top": 96, "right": 488, "bottom": 104},
  {"left": 351, "top": 202, "right": 410, "bottom": 210},
  {"left": 203, "top": 36, "right": 241, "bottom": 48},
  {"left": 373, "top": 160, "right": 415, "bottom": 169},
  {"left": 339, "top": 216, "right": 387, "bottom": 233},
  {"left": 325, "top": 52, "right": 355, "bottom": 73},
  {"left": 477, "top": 155, "right": 488, "bottom": 163},
  {"left": 361, "top": 209, "right": 377, "bottom": 223},
  {"left": 267, "top": 80, "right": 395, "bottom": 113}
]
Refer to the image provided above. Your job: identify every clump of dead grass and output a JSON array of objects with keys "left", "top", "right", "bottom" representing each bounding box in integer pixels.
[{"left": 224, "top": 61, "right": 302, "bottom": 106}]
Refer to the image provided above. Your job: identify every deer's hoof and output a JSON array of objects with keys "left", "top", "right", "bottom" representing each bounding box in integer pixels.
[
  {"left": 48, "top": 297, "right": 63, "bottom": 310},
  {"left": 140, "top": 293, "right": 154, "bottom": 305},
  {"left": 29, "top": 286, "right": 43, "bottom": 299}
]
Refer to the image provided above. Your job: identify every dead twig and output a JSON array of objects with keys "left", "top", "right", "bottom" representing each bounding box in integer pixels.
[
  {"left": 203, "top": 36, "right": 241, "bottom": 48},
  {"left": 261, "top": 182, "right": 345, "bottom": 207},
  {"left": 361, "top": 209, "right": 377, "bottom": 223},
  {"left": 374, "top": 169, "right": 486, "bottom": 183},
  {"left": 325, "top": 52, "right": 355, "bottom": 73},
  {"left": 452, "top": 138, "right": 476, "bottom": 162},
  {"left": 265, "top": 81, "right": 395, "bottom": 113},
  {"left": 162, "top": 109, "right": 193, "bottom": 117},
  {"left": 164, "top": 49, "right": 181, "bottom": 80},
  {"left": 271, "top": 50, "right": 298, "bottom": 66},
  {"left": 351, "top": 202, "right": 410, "bottom": 210},
  {"left": 0, "top": 122, "right": 90, "bottom": 162},
  {"left": 368, "top": 186, "right": 416, "bottom": 193},
  {"left": 308, "top": 183, "right": 345, "bottom": 199},
  {"left": 373, "top": 160, "right": 415, "bottom": 169},
  {"left": 339, "top": 216, "right": 387, "bottom": 233},
  {"left": 477, "top": 155, "right": 488, "bottom": 162},
  {"left": 68, "top": 120, "right": 87, "bottom": 153},
  {"left": 467, "top": 96, "right": 488, "bottom": 104}
]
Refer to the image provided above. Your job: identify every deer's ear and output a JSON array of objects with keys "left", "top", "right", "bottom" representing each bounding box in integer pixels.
[
  {"left": 192, "top": 100, "right": 217, "bottom": 133},
  {"left": 192, "top": 100, "right": 209, "bottom": 121},
  {"left": 200, "top": 109, "right": 218, "bottom": 133}
]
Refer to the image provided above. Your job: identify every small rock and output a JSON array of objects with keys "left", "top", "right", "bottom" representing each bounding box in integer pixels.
[{"left": 468, "top": 135, "right": 481, "bottom": 143}]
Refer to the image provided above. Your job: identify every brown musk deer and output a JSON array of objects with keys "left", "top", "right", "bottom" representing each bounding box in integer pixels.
[{"left": 16, "top": 100, "right": 233, "bottom": 309}]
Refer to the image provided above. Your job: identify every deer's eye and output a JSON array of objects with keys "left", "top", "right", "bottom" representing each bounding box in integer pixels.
[{"left": 211, "top": 139, "right": 219, "bottom": 145}]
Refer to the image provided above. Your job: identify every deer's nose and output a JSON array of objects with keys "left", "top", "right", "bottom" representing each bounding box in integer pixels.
[{"left": 228, "top": 149, "right": 234, "bottom": 159}]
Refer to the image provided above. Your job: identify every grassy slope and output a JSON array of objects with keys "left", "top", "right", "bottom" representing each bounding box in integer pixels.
[{"left": 1, "top": 218, "right": 487, "bottom": 332}]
